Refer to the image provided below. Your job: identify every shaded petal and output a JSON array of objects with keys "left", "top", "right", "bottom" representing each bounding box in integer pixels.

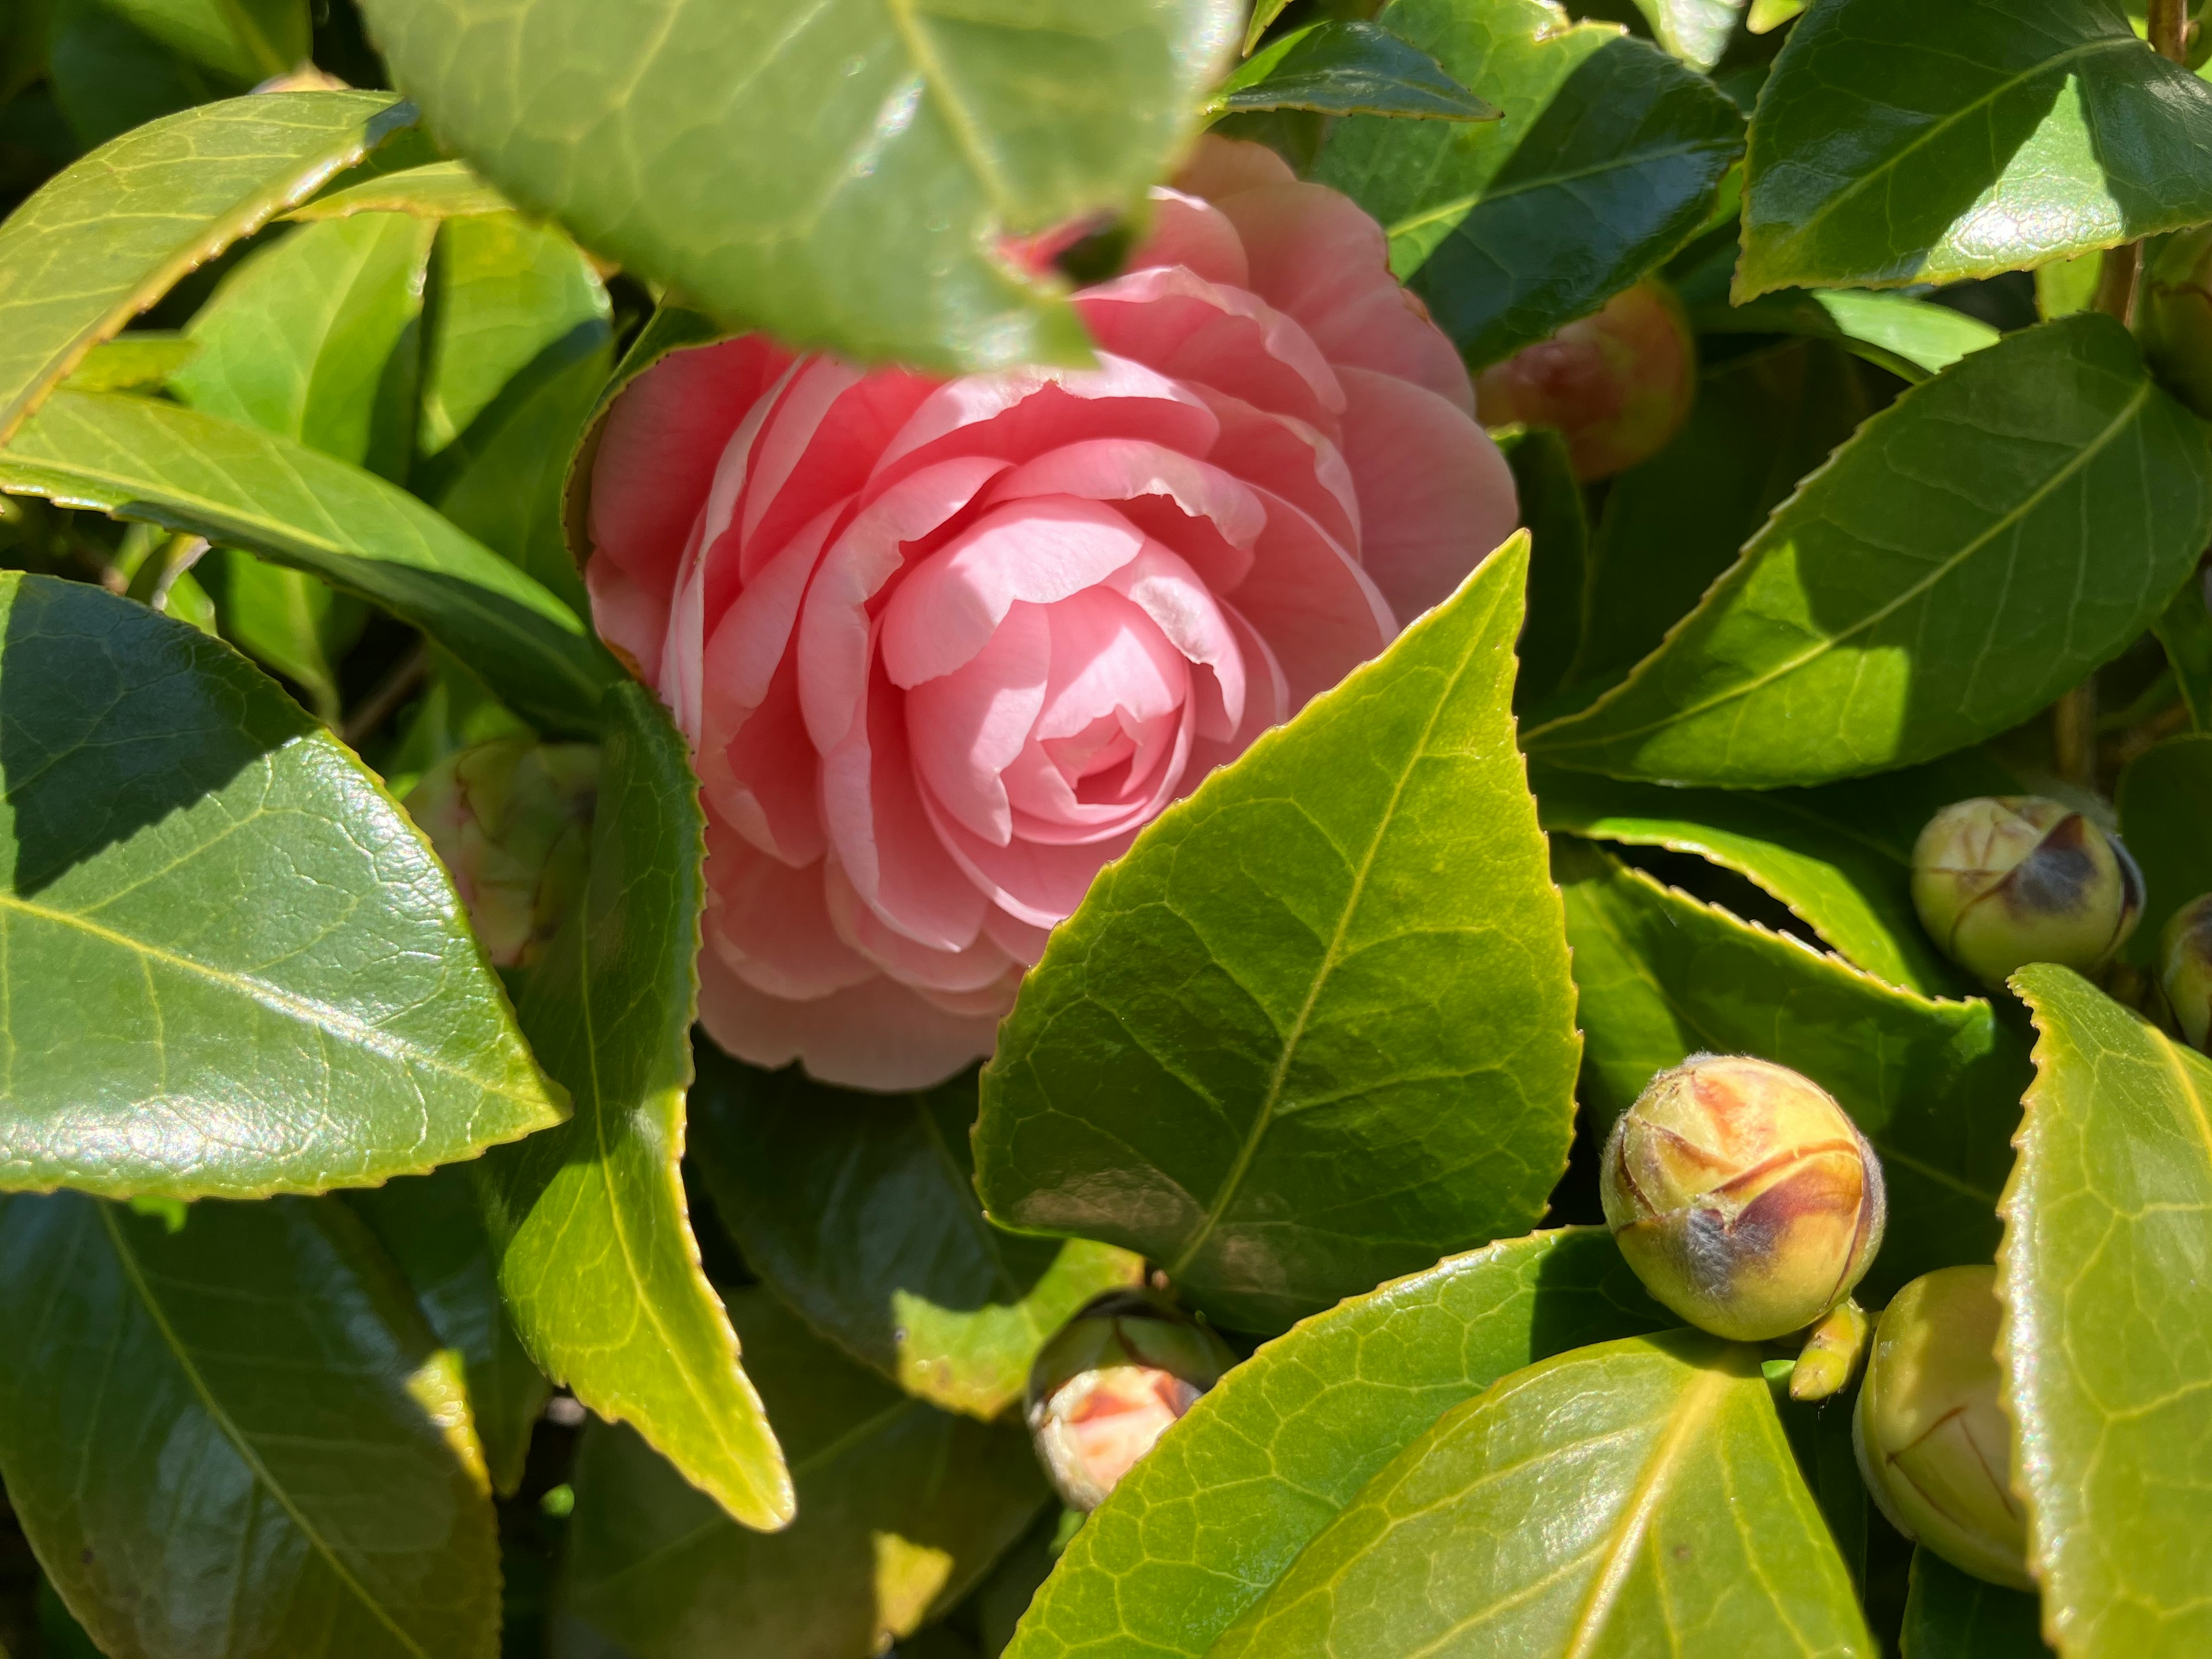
[
  {"left": 1074, "top": 266, "right": 1344, "bottom": 430},
  {"left": 702, "top": 642, "right": 828, "bottom": 868},
  {"left": 586, "top": 554, "right": 672, "bottom": 687},
  {"left": 823, "top": 857, "right": 1022, "bottom": 995},
  {"left": 1234, "top": 487, "right": 1397, "bottom": 710},
  {"left": 1175, "top": 134, "right": 1296, "bottom": 202},
  {"left": 698, "top": 950, "right": 1001, "bottom": 1092},
  {"left": 704, "top": 827, "right": 874, "bottom": 1000},
  {"left": 1128, "top": 187, "right": 1249, "bottom": 287},
  {"left": 905, "top": 602, "right": 1051, "bottom": 847},
  {"left": 1195, "top": 386, "right": 1359, "bottom": 554},
  {"left": 738, "top": 361, "right": 940, "bottom": 584}
]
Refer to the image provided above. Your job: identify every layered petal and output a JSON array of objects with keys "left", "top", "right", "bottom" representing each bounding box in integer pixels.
[{"left": 698, "top": 948, "right": 1001, "bottom": 1091}]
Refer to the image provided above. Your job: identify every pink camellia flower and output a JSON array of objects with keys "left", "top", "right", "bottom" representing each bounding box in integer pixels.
[{"left": 584, "top": 137, "right": 1518, "bottom": 1090}]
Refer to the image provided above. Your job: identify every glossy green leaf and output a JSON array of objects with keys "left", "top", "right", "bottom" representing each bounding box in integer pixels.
[
  {"left": 0, "top": 573, "right": 564, "bottom": 1200},
  {"left": 102, "top": 0, "right": 307, "bottom": 83},
  {"left": 478, "top": 683, "right": 792, "bottom": 1532},
  {"left": 690, "top": 1049, "right": 1143, "bottom": 1422},
  {"left": 556, "top": 1288, "right": 1047, "bottom": 1659},
  {"left": 0, "top": 1192, "right": 500, "bottom": 1658},
  {"left": 2151, "top": 574, "right": 2212, "bottom": 732},
  {"left": 1902, "top": 1548, "right": 2052, "bottom": 1658},
  {"left": 1546, "top": 339, "right": 1871, "bottom": 712},
  {"left": 1009, "top": 1228, "right": 1671, "bottom": 1659},
  {"left": 1209, "top": 20, "right": 1498, "bottom": 121},
  {"left": 345, "top": 1164, "right": 550, "bottom": 1498},
  {"left": 0, "top": 91, "right": 412, "bottom": 445},
  {"left": 1693, "top": 290, "right": 2003, "bottom": 382},
  {"left": 1772, "top": 1381, "right": 1868, "bottom": 1594},
  {"left": 290, "top": 160, "right": 513, "bottom": 224},
  {"left": 203, "top": 549, "right": 366, "bottom": 726},
  {"left": 357, "top": 0, "right": 1238, "bottom": 373},
  {"left": 1499, "top": 424, "right": 1588, "bottom": 712},
  {"left": 1631, "top": 0, "right": 1746, "bottom": 71},
  {"left": 0, "top": 389, "right": 620, "bottom": 734},
  {"left": 46, "top": 0, "right": 218, "bottom": 150},
  {"left": 1244, "top": 0, "right": 1294, "bottom": 53},
  {"left": 1740, "top": 0, "right": 2212, "bottom": 298},
  {"left": 2002, "top": 968, "right": 2212, "bottom": 1657},
  {"left": 1317, "top": 0, "right": 1743, "bottom": 368},
  {"left": 1209, "top": 1332, "right": 1870, "bottom": 1658},
  {"left": 2115, "top": 733, "right": 2212, "bottom": 967},
  {"left": 976, "top": 535, "right": 1579, "bottom": 1334},
  {"left": 1535, "top": 764, "right": 1963, "bottom": 995},
  {"left": 1555, "top": 840, "right": 2026, "bottom": 1300},
  {"left": 63, "top": 331, "right": 196, "bottom": 392},
  {"left": 1527, "top": 316, "right": 2212, "bottom": 787}
]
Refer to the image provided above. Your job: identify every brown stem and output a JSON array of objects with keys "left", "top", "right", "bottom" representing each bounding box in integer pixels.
[
  {"left": 2054, "top": 680, "right": 2099, "bottom": 790},
  {"left": 2094, "top": 242, "right": 2141, "bottom": 324},
  {"left": 342, "top": 641, "right": 431, "bottom": 751},
  {"left": 2149, "top": 0, "right": 2190, "bottom": 62}
]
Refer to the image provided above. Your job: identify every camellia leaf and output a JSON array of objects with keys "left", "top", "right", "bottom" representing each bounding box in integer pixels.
[
  {"left": 0, "top": 1192, "right": 501, "bottom": 1658},
  {"left": 478, "top": 683, "right": 793, "bottom": 1532},
  {"left": 288, "top": 160, "right": 512, "bottom": 224},
  {"left": 0, "top": 573, "right": 565, "bottom": 1200},
  {"left": 1498, "top": 425, "right": 1588, "bottom": 711},
  {"left": 690, "top": 1049, "right": 1144, "bottom": 1422},
  {"left": 1902, "top": 1548, "right": 2052, "bottom": 1658},
  {"left": 1554, "top": 840, "right": 2026, "bottom": 1300},
  {"left": 1692, "top": 289, "right": 2003, "bottom": 382},
  {"left": 2152, "top": 575, "right": 2212, "bottom": 732},
  {"left": 975, "top": 535, "right": 1581, "bottom": 1334},
  {"left": 2002, "top": 966, "right": 2212, "bottom": 1657},
  {"left": 1209, "top": 20, "right": 1498, "bottom": 122},
  {"left": 101, "top": 0, "right": 308, "bottom": 83},
  {"left": 1207, "top": 1332, "right": 1872, "bottom": 1657},
  {"left": 1009, "top": 1228, "right": 1671, "bottom": 1659},
  {"left": 1631, "top": 0, "right": 1747, "bottom": 71},
  {"left": 559, "top": 1288, "right": 1047, "bottom": 1659},
  {"left": 355, "top": 0, "right": 1240, "bottom": 373},
  {"left": 62, "top": 331, "right": 198, "bottom": 392},
  {"left": 345, "top": 1165, "right": 550, "bottom": 1499},
  {"left": 0, "top": 389, "right": 621, "bottom": 734},
  {"left": 2116, "top": 733, "right": 2212, "bottom": 966},
  {"left": 1316, "top": 0, "right": 1743, "bottom": 368},
  {"left": 1526, "top": 315, "right": 2212, "bottom": 787},
  {"left": 1738, "top": 0, "right": 2212, "bottom": 299},
  {"left": 0, "top": 91, "right": 413, "bottom": 444}
]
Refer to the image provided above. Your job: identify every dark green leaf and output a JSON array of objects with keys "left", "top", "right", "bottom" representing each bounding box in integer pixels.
[
  {"left": 1244, "top": 0, "right": 1294, "bottom": 54},
  {"left": 1901, "top": 1548, "right": 2052, "bottom": 1658},
  {"left": 479, "top": 683, "right": 793, "bottom": 1531},
  {"left": 0, "top": 573, "right": 563, "bottom": 1199},
  {"left": 2116, "top": 733, "right": 2212, "bottom": 968},
  {"left": 103, "top": 0, "right": 308, "bottom": 82},
  {"left": 2151, "top": 573, "right": 2212, "bottom": 732},
  {"left": 46, "top": 0, "right": 218, "bottom": 150},
  {"left": 345, "top": 1164, "right": 550, "bottom": 1498},
  {"left": 975, "top": 535, "right": 1579, "bottom": 1334},
  {"left": 1555, "top": 840, "right": 2026, "bottom": 1300},
  {"left": 1631, "top": 0, "right": 1745, "bottom": 71},
  {"left": 0, "top": 1192, "right": 500, "bottom": 1658},
  {"left": 1498, "top": 423, "right": 1588, "bottom": 711},
  {"left": 289, "top": 159, "right": 513, "bottom": 224},
  {"left": 1739, "top": 0, "right": 2212, "bottom": 298},
  {"left": 2002, "top": 967, "right": 2212, "bottom": 1657},
  {"left": 1209, "top": 1332, "right": 1870, "bottom": 1658},
  {"left": 203, "top": 549, "right": 366, "bottom": 726},
  {"left": 690, "top": 1050, "right": 1143, "bottom": 1421},
  {"left": 375, "top": 648, "right": 531, "bottom": 801},
  {"left": 1527, "top": 316, "right": 2212, "bottom": 787},
  {"left": 557, "top": 1289, "right": 1046, "bottom": 1658},
  {"left": 357, "top": 0, "right": 1238, "bottom": 372},
  {"left": 1009, "top": 1228, "right": 1671, "bottom": 1659},
  {"left": 0, "top": 91, "right": 412, "bottom": 444},
  {"left": 1317, "top": 0, "right": 1743, "bottom": 368},
  {"left": 0, "top": 389, "right": 621, "bottom": 734},
  {"left": 1210, "top": 20, "right": 1498, "bottom": 122}
]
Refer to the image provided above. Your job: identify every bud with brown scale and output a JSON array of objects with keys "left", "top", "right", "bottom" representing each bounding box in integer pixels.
[
  {"left": 1911, "top": 796, "right": 2142, "bottom": 988},
  {"left": 2160, "top": 892, "right": 2212, "bottom": 1052}
]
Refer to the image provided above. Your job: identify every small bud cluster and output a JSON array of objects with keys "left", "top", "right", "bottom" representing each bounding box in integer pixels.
[
  {"left": 406, "top": 738, "right": 600, "bottom": 969},
  {"left": 1911, "top": 797, "right": 2142, "bottom": 988}
]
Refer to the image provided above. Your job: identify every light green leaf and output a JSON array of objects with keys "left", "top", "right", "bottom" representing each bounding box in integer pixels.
[
  {"left": 1527, "top": 316, "right": 2212, "bottom": 787},
  {"left": 345, "top": 1164, "right": 550, "bottom": 1499},
  {"left": 1009, "top": 1228, "right": 1671, "bottom": 1659},
  {"left": 1317, "top": 0, "right": 1743, "bottom": 368},
  {"left": 690, "top": 1049, "right": 1144, "bottom": 1422},
  {"left": 289, "top": 159, "right": 513, "bottom": 224},
  {"left": 975, "top": 535, "right": 1580, "bottom": 1334},
  {"left": 1209, "top": 1332, "right": 1871, "bottom": 1658},
  {"left": 63, "top": 331, "right": 197, "bottom": 392},
  {"left": 102, "top": 0, "right": 308, "bottom": 84},
  {"left": 0, "top": 1192, "right": 500, "bottom": 1658},
  {"left": 0, "top": 573, "right": 564, "bottom": 1200},
  {"left": 0, "top": 91, "right": 413, "bottom": 445},
  {"left": 1738, "top": 0, "right": 2212, "bottom": 298},
  {"left": 1244, "top": 0, "right": 1294, "bottom": 53},
  {"left": 2116, "top": 733, "right": 2212, "bottom": 967},
  {"left": 1210, "top": 20, "right": 1498, "bottom": 121},
  {"left": 355, "top": 0, "right": 1240, "bottom": 373},
  {"left": 2001, "top": 967, "right": 2212, "bottom": 1658},
  {"left": 1693, "top": 290, "right": 2003, "bottom": 382},
  {"left": 1555, "top": 840, "right": 2027, "bottom": 1300},
  {"left": 478, "top": 683, "right": 793, "bottom": 1532},
  {"left": 1902, "top": 1548, "right": 2052, "bottom": 1658},
  {"left": 1631, "top": 0, "right": 1746, "bottom": 71},
  {"left": 0, "top": 389, "right": 620, "bottom": 734},
  {"left": 557, "top": 1288, "right": 1047, "bottom": 1659}
]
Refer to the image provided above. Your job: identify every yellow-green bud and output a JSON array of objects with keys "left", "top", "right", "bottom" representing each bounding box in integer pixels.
[
  {"left": 1854, "top": 1266, "right": 2032, "bottom": 1590},
  {"left": 1025, "top": 1289, "right": 1234, "bottom": 1512},
  {"left": 1600, "top": 1055, "right": 1886, "bottom": 1343},
  {"left": 2160, "top": 892, "right": 2212, "bottom": 1052},
  {"left": 1911, "top": 797, "right": 2142, "bottom": 988},
  {"left": 405, "top": 738, "right": 599, "bottom": 968},
  {"left": 1790, "top": 1297, "right": 1870, "bottom": 1403}
]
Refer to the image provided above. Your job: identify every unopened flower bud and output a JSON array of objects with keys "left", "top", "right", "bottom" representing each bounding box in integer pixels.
[
  {"left": 1911, "top": 797, "right": 2142, "bottom": 988},
  {"left": 1474, "top": 280, "right": 1695, "bottom": 480},
  {"left": 2160, "top": 893, "right": 2212, "bottom": 1052},
  {"left": 1854, "top": 1266, "right": 2031, "bottom": 1590},
  {"left": 1600, "top": 1055, "right": 1886, "bottom": 1343},
  {"left": 1025, "top": 1289, "right": 1234, "bottom": 1512},
  {"left": 405, "top": 738, "right": 599, "bottom": 968}
]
